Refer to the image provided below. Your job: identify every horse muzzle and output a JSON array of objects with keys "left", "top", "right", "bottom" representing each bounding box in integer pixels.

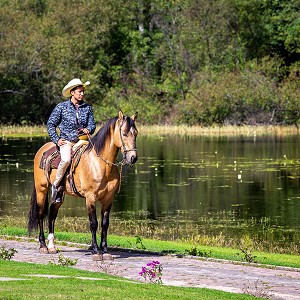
[{"left": 123, "top": 149, "right": 138, "bottom": 165}]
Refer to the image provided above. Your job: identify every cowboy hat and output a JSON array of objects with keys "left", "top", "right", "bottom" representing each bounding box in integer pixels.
[{"left": 62, "top": 78, "right": 90, "bottom": 98}]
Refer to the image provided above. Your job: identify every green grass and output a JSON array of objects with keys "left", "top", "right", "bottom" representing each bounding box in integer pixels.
[
  {"left": 1, "top": 226, "right": 299, "bottom": 269},
  {"left": 0, "top": 260, "right": 262, "bottom": 300}
]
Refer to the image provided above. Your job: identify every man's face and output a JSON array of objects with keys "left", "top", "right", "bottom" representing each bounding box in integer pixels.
[{"left": 71, "top": 86, "right": 85, "bottom": 100}]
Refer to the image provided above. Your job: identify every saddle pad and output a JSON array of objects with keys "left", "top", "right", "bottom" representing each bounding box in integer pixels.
[{"left": 39, "top": 146, "right": 60, "bottom": 170}]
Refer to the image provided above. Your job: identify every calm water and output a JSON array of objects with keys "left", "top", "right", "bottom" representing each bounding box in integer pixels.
[{"left": 1, "top": 134, "right": 300, "bottom": 232}]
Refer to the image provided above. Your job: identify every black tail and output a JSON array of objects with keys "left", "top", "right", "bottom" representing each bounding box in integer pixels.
[{"left": 27, "top": 187, "right": 49, "bottom": 234}]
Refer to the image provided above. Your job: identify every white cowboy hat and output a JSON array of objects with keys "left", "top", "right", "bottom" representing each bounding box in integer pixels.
[{"left": 62, "top": 78, "right": 90, "bottom": 98}]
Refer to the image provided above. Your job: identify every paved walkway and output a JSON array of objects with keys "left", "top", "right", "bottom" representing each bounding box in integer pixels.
[{"left": 0, "top": 237, "right": 299, "bottom": 300}]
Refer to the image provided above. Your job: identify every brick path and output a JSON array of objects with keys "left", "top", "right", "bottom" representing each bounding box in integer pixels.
[{"left": 0, "top": 237, "right": 299, "bottom": 300}]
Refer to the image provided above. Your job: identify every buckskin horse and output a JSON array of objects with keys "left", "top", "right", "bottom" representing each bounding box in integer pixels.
[{"left": 28, "top": 111, "right": 138, "bottom": 260}]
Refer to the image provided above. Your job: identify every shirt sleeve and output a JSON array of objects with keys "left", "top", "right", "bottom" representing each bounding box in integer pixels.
[
  {"left": 86, "top": 105, "right": 96, "bottom": 135},
  {"left": 46, "top": 104, "right": 62, "bottom": 144}
]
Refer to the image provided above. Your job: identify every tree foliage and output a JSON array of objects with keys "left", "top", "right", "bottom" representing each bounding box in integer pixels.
[{"left": 0, "top": 0, "right": 299, "bottom": 125}]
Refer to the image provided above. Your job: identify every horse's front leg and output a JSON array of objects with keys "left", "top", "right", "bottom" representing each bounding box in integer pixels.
[
  {"left": 100, "top": 203, "right": 113, "bottom": 260},
  {"left": 87, "top": 202, "right": 102, "bottom": 259},
  {"left": 47, "top": 202, "right": 63, "bottom": 253},
  {"left": 100, "top": 204, "right": 112, "bottom": 253}
]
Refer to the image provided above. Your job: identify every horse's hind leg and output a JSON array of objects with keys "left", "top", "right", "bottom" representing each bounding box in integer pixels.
[
  {"left": 47, "top": 201, "right": 63, "bottom": 253},
  {"left": 38, "top": 218, "right": 47, "bottom": 253},
  {"left": 37, "top": 190, "right": 50, "bottom": 253},
  {"left": 28, "top": 187, "right": 49, "bottom": 253}
]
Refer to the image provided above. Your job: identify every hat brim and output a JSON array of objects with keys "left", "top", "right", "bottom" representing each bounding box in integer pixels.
[{"left": 62, "top": 81, "right": 90, "bottom": 98}]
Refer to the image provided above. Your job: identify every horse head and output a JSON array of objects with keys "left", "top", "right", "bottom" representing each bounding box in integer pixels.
[{"left": 115, "top": 110, "right": 138, "bottom": 165}]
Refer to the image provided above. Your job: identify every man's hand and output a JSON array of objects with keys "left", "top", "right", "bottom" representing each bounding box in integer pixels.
[
  {"left": 81, "top": 128, "right": 90, "bottom": 135},
  {"left": 57, "top": 138, "right": 66, "bottom": 146}
]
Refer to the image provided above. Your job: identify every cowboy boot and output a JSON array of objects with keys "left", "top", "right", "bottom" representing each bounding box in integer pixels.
[{"left": 52, "top": 160, "right": 69, "bottom": 203}]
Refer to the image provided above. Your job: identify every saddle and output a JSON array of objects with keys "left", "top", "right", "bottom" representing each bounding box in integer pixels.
[{"left": 39, "top": 143, "right": 88, "bottom": 197}]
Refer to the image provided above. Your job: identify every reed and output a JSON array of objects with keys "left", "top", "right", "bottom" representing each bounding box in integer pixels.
[
  {"left": 0, "top": 125, "right": 47, "bottom": 137},
  {"left": 1, "top": 124, "right": 300, "bottom": 137},
  {"left": 139, "top": 124, "right": 300, "bottom": 136}
]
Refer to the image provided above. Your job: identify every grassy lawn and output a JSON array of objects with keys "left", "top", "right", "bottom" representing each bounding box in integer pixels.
[{"left": 0, "top": 260, "right": 263, "bottom": 300}]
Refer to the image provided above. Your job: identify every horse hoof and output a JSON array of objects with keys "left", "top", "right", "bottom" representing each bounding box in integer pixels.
[
  {"left": 48, "top": 248, "right": 57, "bottom": 254},
  {"left": 103, "top": 253, "right": 114, "bottom": 261},
  {"left": 92, "top": 253, "right": 103, "bottom": 261},
  {"left": 39, "top": 247, "right": 48, "bottom": 254}
]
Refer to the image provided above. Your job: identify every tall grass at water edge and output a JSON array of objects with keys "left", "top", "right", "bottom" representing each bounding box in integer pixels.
[
  {"left": 139, "top": 124, "right": 300, "bottom": 136},
  {"left": 0, "top": 125, "right": 48, "bottom": 137},
  {"left": 1, "top": 124, "right": 300, "bottom": 137}
]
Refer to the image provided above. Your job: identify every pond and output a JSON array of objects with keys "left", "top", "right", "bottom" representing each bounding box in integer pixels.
[{"left": 0, "top": 134, "right": 300, "bottom": 249}]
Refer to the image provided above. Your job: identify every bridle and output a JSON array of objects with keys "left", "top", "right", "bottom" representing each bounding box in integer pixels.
[{"left": 119, "top": 116, "right": 138, "bottom": 161}]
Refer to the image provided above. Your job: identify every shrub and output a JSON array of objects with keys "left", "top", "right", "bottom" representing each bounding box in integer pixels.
[{"left": 175, "top": 66, "right": 280, "bottom": 126}]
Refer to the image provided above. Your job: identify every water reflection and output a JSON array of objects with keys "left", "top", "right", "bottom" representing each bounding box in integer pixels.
[
  {"left": 1, "top": 135, "right": 300, "bottom": 231},
  {"left": 122, "top": 134, "right": 300, "bottom": 232}
]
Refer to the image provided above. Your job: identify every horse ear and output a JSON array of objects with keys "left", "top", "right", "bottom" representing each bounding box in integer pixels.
[
  {"left": 131, "top": 112, "right": 138, "bottom": 122},
  {"left": 118, "top": 110, "right": 124, "bottom": 120}
]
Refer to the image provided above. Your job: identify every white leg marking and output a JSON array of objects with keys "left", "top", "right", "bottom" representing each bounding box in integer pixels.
[{"left": 47, "top": 233, "right": 55, "bottom": 250}]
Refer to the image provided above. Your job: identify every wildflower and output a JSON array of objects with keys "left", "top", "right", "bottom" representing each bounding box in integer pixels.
[{"left": 139, "top": 260, "right": 163, "bottom": 284}]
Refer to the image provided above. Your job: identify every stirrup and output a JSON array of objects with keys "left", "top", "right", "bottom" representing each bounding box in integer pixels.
[{"left": 51, "top": 185, "right": 63, "bottom": 203}]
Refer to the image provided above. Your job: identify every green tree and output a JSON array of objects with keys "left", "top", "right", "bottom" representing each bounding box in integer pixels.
[{"left": 0, "top": 0, "right": 299, "bottom": 125}]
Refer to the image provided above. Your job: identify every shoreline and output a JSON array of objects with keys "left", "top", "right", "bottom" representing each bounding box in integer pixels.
[{"left": 1, "top": 124, "right": 300, "bottom": 137}]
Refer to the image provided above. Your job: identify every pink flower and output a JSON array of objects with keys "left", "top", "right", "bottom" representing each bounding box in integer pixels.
[{"left": 139, "top": 261, "right": 163, "bottom": 284}]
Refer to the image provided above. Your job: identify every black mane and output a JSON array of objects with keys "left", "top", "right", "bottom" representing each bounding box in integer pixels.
[{"left": 85, "top": 116, "right": 118, "bottom": 155}]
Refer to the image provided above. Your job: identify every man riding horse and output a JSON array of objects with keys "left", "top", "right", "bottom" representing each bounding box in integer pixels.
[
  {"left": 29, "top": 109, "right": 138, "bottom": 259},
  {"left": 47, "top": 78, "right": 96, "bottom": 203},
  {"left": 29, "top": 78, "right": 138, "bottom": 259}
]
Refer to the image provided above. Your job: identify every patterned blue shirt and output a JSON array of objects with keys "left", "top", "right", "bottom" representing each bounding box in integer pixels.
[{"left": 47, "top": 99, "right": 96, "bottom": 144}]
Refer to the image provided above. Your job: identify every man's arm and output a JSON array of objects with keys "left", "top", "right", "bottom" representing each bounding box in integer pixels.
[{"left": 46, "top": 105, "right": 62, "bottom": 144}]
